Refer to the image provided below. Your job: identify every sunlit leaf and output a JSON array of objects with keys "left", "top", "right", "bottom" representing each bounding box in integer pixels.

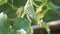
[
  {"left": 0, "top": 12, "right": 8, "bottom": 27},
  {"left": 0, "top": 12, "right": 9, "bottom": 34},
  {"left": 17, "top": 28, "right": 27, "bottom": 34},
  {"left": 0, "top": 0, "right": 8, "bottom": 6},
  {"left": 16, "top": 6, "right": 24, "bottom": 17}
]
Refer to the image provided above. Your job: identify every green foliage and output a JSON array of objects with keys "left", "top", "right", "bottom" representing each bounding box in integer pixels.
[
  {"left": 0, "top": 0, "right": 8, "bottom": 6},
  {"left": 0, "top": 12, "right": 30, "bottom": 34},
  {"left": 0, "top": 0, "right": 60, "bottom": 34},
  {"left": 24, "top": 0, "right": 39, "bottom": 21},
  {"left": 13, "top": 17, "right": 30, "bottom": 31}
]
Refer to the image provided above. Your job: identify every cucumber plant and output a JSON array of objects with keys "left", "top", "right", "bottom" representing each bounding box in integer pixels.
[{"left": 0, "top": 0, "right": 60, "bottom": 34}]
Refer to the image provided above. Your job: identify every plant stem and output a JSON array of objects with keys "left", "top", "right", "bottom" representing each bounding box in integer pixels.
[
  {"left": 41, "top": 8, "right": 49, "bottom": 15},
  {"left": 26, "top": 15, "right": 32, "bottom": 22},
  {"left": 42, "top": 0, "right": 47, "bottom": 7},
  {"left": 21, "top": 12, "right": 26, "bottom": 18},
  {"left": 7, "top": 3, "right": 18, "bottom": 10},
  {"left": 33, "top": 2, "right": 39, "bottom": 7},
  {"left": 33, "top": 0, "right": 48, "bottom": 7}
]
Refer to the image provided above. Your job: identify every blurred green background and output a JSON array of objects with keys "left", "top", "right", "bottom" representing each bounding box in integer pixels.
[
  {"left": 44, "top": 0, "right": 60, "bottom": 22},
  {"left": 0, "top": 0, "right": 60, "bottom": 22}
]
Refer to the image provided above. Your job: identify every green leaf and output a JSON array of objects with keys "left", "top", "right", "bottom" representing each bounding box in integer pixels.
[
  {"left": 0, "top": 12, "right": 16, "bottom": 34},
  {"left": 13, "top": 17, "right": 30, "bottom": 31},
  {"left": 0, "top": 12, "right": 9, "bottom": 34},
  {"left": 0, "top": 4, "right": 16, "bottom": 19},
  {"left": 0, "top": 12, "right": 7, "bottom": 27},
  {"left": 13, "top": 0, "right": 27, "bottom": 7},
  {"left": 0, "top": 0, "right": 8, "bottom": 6},
  {"left": 0, "top": 12, "right": 30, "bottom": 34},
  {"left": 46, "top": 2, "right": 60, "bottom": 11},
  {"left": 16, "top": 29, "right": 27, "bottom": 34}
]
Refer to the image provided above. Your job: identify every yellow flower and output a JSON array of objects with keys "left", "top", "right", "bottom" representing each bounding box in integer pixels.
[{"left": 36, "top": 6, "right": 42, "bottom": 13}]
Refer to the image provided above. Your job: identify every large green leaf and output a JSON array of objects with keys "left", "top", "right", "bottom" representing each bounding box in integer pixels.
[
  {"left": 13, "top": 17, "right": 30, "bottom": 31},
  {"left": 0, "top": 0, "right": 8, "bottom": 6},
  {"left": 0, "top": 12, "right": 16, "bottom": 34},
  {"left": 0, "top": 12, "right": 10, "bottom": 34},
  {"left": 0, "top": 12, "right": 30, "bottom": 34}
]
